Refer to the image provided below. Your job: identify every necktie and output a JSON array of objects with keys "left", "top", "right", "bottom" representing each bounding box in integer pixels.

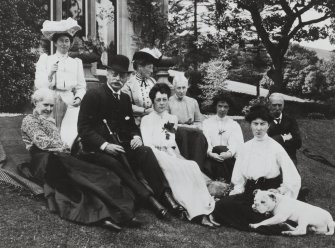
[
  {"left": 140, "top": 79, "right": 147, "bottom": 87},
  {"left": 113, "top": 93, "right": 119, "bottom": 100}
]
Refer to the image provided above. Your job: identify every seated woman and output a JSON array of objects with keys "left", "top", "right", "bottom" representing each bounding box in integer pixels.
[
  {"left": 169, "top": 74, "right": 207, "bottom": 168},
  {"left": 168, "top": 74, "right": 202, "bottom": 127},
  {"left": 202, "top": 93, "right": 244, "bottom": 182},
  {"left": 20, "top": 88, "right": 140, "bottom": 232},
  {"left": 140, "top": 83, "right": 217, "bottom": 227},
  {"left": 212, "top": 105, "right": 301, "bottom": 235}
]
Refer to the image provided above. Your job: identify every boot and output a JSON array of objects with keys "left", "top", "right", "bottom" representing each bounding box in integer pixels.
[
  {"left": 163, "top": 191, "right": 185, "bottom": 214},
  {"left": 148, "top": 196, "right": 169, "bottom": 220}
]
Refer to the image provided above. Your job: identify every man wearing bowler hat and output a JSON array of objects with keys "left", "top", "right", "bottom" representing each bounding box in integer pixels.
[{"left": 78, "top": 55, "right": 179, "bottom": 223}]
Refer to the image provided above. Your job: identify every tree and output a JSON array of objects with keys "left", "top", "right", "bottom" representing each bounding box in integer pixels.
[
  {"left": 198, "top": 58, "right": 230, "bottom": 109},
  {"left": 165, "top": 0, "right": 216, "bottom": 69},
  {"left": 215, "top": 0, "right": 335, "bottom": 93},
  {"left": 322, "top": 53, "right": 335, "bottom": 102},
  {"left": 261, "top": 43, "right": 334, "bottom": 101},
  {"left": 0, "top": 0, "right": 48, "bottom": 111},
  {"left": 222, "top": 43, "right": 271, "bottom": 87}
]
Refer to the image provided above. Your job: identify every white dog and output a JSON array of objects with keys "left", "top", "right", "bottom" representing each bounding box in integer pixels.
[{"left": 249, "top": 189, "right": 335, "bottom": 236}]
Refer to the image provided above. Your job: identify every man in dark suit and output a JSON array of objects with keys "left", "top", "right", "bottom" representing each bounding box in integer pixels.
[
  {"left": 268, "top": 93, "right": 302, "bottom": 165},
  {"left": 268, "top": 93, "right": 308, "bottom": 201},
  {"left": 78, "top": 55, "right": 180, "bottom": 223}
]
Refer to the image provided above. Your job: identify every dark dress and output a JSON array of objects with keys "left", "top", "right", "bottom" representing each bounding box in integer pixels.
[
  {"left": 213, "top": 176, "right": 285, "bottom": 235},
  {"left": 212, "top": 135, "right": 301, "bottom": 235},
  {"left": 20, "top": 113, "right": 135, "bottom": 225}
]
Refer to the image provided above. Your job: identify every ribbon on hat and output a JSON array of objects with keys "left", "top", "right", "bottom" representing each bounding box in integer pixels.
[{"left": 139, "top": 47, "right": 162, "bottom": 60}]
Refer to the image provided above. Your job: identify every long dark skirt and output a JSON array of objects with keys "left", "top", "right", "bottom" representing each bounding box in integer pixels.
[
  {"left": 19, "top": 146, "right": 135, "bottom": 225},
  {"left": 213, "top": 175, "right": 289, "bottom": 235},
  {"left": 175, "top": 127, "right": 208, "bottom": 168},
  {"left": 203, "top": 146, "right": 235, "bottom": 182}
]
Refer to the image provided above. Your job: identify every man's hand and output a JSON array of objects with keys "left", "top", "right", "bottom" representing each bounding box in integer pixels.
[
  {"left": 130, "top": 136, "right": 143, "bottom": 149},
  {"left": 209, "top": 152, "right": 225, "bottom": 162},
  {"left": 144, "top": 107, "right": 154, "bottom": 115},
  {"left": 282, "top": 133, "right": 292, "bottom": 142},
  {"left": 105, "top": 143, "right": 125, "bottom": 156},
  {"left": 72, "top": 98, "right": 81, "bottom": 107}
]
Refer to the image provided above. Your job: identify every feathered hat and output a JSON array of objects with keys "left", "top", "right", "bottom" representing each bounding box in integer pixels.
[{"left": 41, "top": 17, "right": 81, "bottom": 41}]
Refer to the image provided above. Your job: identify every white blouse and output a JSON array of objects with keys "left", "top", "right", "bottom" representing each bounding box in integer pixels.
[
  {"left": 35, "top": 52, "right": 86, "bottom": 105},
  {"left": 230, "top": 134, "right": 301, "bottom": 199},
  {"left": 202, "top": 115, "right": 244, "bottom": 156},
  {"left": 140, "top": 111, "right": 179, "bottom": 151}
]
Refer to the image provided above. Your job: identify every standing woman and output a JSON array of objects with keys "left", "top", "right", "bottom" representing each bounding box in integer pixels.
[
  {"left": 35, "top": 18, "right": 86, "bottom": 147},
  {"left": 140, "top": 83, "right": 217, "bottom": 227},
  {"left": 212, "top": 105, "right": 301, "bottom": 235},
  {"left": 122, "top": 48, "right": 162, "bottom": 125}
]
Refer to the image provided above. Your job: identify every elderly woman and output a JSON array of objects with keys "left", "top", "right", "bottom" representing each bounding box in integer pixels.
[
  {"left": 168, "top": 74, "right": 202, "bottom": 127},
  {"left": 202, "top": 93, "right": 244, "bottom": 181},
  {"left": 35, "top": 18, "right": 86, "bottom": 147},
  {"left": 140, "top": 83, "right": 217, "bottom": 227},
  {"left": 212, "top": 105, "right": 301, "bottom": 235},
  {"left": 20, "top": 88, "right": 139, "bottom": 232},
  {"left": 122, "top": 48, "right": 161, "bottom": 125}
]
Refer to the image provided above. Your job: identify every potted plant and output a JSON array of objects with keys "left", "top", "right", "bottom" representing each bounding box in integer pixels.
[{"left": 69, "top": 36, "right": 106, "bottom": 64}]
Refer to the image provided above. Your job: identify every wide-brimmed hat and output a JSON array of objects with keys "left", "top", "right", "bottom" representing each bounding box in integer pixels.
[
  {"left": 41, "top": 17, "right": 81, "bottom": 41},
  {"left": 104, "top": 55, "right": 133, "bottom": 73},
  {"left": 132, "top": 47, "right": 162, "bottom": 64}
]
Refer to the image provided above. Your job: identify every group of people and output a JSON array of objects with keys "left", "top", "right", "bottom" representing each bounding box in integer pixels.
[{"left": 20, "top": 18, "right": 305, "bottom": 235}]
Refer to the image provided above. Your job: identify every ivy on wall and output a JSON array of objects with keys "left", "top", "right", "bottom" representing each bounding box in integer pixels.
[{"left": 127, "top": 0, "right": 168, "bottom": 48}]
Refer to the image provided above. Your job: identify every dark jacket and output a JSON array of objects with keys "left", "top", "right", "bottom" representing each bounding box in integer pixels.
[
  {"left": 268, "top": 114, "right": 302, "bottom": 164},
  {"left": 78, "top": 83, "right": 140, "bottom": 152}
]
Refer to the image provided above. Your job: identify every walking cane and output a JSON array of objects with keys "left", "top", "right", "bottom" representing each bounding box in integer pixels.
[
  {"left": 102, "top": 119, "right": 167, "bottom": 218},
  {"left": 102, "top": 119, "right": 137, "bottom": 179}
]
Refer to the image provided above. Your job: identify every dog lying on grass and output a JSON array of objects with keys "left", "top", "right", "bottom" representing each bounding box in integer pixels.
[{"left": 249, "top": 189, "right": 335, "bottom": 236}]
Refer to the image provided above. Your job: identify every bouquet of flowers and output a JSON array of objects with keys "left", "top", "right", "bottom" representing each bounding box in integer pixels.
[{"left": 162, "top": 121, "right": 176, "bottom": 140}]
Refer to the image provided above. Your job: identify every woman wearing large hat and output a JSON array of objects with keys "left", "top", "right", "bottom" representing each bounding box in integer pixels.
[
  {"left": 122, "top": 47, "right": 162, "bottom": 125},
  {"left": 35, "top": 17, "right": 86, "bottom": 148}
]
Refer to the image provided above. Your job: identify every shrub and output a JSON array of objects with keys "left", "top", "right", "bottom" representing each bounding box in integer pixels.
[
  {"left": 198, "top": 59, "right": 231, "bottom": 110},
  {"left": 0, "top": 0, "right": 47, "bottom": 112}
]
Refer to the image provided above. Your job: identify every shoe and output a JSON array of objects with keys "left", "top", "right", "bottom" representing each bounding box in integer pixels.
[
  {"left": 101, "top": 220, "right": 122, "bottom": 232},
  {"left": 148, "top": 196, "right": 170, "bottom": 220},
  {"left": 124, "top": 217, "right": 143, "bottom": 228},
  {"left": 163, "top": 191, "right": 185, "bottom": 216},
  {"left": 209, "top": 214, "right": 221, "bottom": 227}
]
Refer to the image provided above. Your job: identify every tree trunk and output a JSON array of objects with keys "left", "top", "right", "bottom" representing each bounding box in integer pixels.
[
  {"left": 268, "top": 64, "right": 285, "bottom": 94},
  {"left": 193, "top": 0, "right": 198, "bottom": 69}
]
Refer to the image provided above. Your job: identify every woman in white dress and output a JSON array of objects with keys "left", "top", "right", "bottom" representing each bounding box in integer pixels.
[
  {"left": 212, "top": 104, "right": 301, "bottom": 235},
  {"left": 140, "top": 83, "right": 217, "bottom": 227},
  {"left": 35, "top": 18, "right": 86, "bottom": 148}
]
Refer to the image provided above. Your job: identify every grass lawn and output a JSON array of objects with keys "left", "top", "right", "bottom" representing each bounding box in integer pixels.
[{"left": 0, "top": 118, "right": 335, "bottom": 248}]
